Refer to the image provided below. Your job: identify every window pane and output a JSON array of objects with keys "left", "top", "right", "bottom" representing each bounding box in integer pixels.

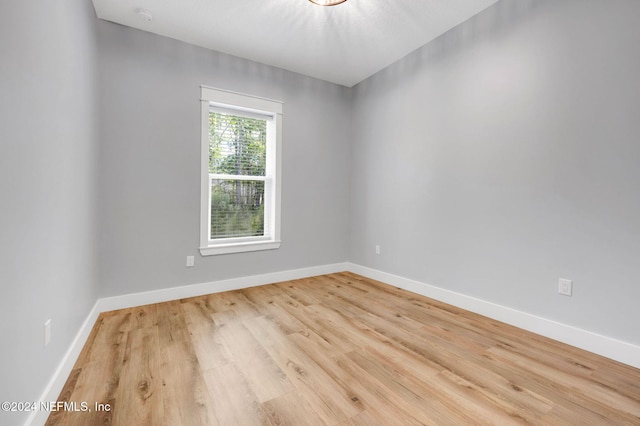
[
  {"left": 210, "top": 179, "right": 265, "bottom": 239},
  {"left": 209, "top": 112, "right": 266, "bottom": 176}
]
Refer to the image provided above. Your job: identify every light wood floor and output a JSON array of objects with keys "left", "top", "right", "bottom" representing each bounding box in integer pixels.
[{"left": 47, "top": 272, "right": 640, "bottom": 425}]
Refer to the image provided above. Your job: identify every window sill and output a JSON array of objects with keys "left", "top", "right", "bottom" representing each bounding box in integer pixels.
[{"left": 199, "top": 240, "right": 281, "bottom": 256}]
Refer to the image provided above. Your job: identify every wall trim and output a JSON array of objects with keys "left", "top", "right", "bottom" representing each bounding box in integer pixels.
[
  {"left": 97, "top": 263, "right": 347, "bottom": 312},
  {"left": 27, "top": 260, "right": 640, "bottom": 425},
  {"left": 25, "top": 301, "right": 102, "bottom": 426},
  {"left": 346, "top": 262, "right": 640, "bottom": 369},
  {"left": 25, "top": 262, "right": 347, "bottom": 426}
]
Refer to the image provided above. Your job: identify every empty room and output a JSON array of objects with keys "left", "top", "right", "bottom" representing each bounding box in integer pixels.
[{"left": 2, "top": 0, "right": 640, "bottom": 425}]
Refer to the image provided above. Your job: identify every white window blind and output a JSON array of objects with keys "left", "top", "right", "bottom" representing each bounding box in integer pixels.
[
  {"left": 208, "top": 110, "right": 270, "bottom": 239},
  {"left": 200, "top": 86, "right": 282, "bottom": 256}
]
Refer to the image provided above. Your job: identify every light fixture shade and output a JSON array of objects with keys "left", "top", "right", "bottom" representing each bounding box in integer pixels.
[{"left": 309, "top": 0, "right": 347, "bottom": 6}]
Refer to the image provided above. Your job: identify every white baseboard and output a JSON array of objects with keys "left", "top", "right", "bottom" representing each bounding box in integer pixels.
[
  {"left": 26, "top": 261, "right": 640, "bottom": 426},
  {"left": 25, "top": 301, "right": 101, "bottom": 426},
  {"left": 24, "top": 262, "right": 347, "bottom": 426},
  {"left": 97, "top": 262, "right": 348, "bottom": 313},
  {"left": 346, "top": 262, "right": 640, "bottom": 369}
]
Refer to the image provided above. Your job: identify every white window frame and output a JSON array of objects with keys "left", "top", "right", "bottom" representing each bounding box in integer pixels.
[{"left": 200, "top": 86, "right": 282, "bottom": 256}]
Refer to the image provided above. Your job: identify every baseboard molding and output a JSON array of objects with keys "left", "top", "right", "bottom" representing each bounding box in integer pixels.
[
  {"left": 26, "top": 261, "right": 640, "bottom": 425},
  {"left": 24, "top": 262, "right": 347, "bottom": 426},
  {"left": 346, "top": 262, "right": 640, "bottom": 369},
  {"left": 97, "top": 262, "right": 348, "bottom": 313},
  {"left": 25, "top": 301, "right": 101, "bottom": 426}
]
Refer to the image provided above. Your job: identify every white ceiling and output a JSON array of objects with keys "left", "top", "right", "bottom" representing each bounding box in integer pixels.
[{"left": 92, "top": 0, "right": 500, "bottom": 87}]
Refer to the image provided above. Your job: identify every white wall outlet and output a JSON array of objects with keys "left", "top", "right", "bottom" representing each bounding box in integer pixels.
[
  {"left": 186, "top": 256, "right": 195, "bottom": 267},
  {"left": 44, "top": 319, "right": 51, "bottom": 347},
  {"left": 375, "top": 245, "right": 381, "bottom": 255},
  {"left": 558, "top": 278, "right": 572, "bottom": 296}
]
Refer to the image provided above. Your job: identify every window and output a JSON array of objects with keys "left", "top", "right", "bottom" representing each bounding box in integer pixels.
[{"left": 200, "top": 86, "right": 282, "bottom": 255}]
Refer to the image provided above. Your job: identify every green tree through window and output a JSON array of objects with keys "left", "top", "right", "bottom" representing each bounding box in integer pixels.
[{"left": 209, "top": 112, "right": 267, "bottom": 239}]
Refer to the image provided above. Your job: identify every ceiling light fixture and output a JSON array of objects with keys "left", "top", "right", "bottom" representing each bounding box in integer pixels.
[{"left": 308, "top": 0, "right": 347, "bottom": 6}]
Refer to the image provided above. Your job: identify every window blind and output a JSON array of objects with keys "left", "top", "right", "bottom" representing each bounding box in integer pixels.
[{"left": 208, "top": 111, "right": 268, "bottom": 240}]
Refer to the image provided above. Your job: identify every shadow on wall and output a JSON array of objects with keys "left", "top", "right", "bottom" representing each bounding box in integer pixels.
[{"left": 355, "top": 0, "right": 541, "bottom": 92}]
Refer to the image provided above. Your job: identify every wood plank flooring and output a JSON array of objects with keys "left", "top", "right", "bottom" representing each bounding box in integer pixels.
[{"left": 47, "top": 272, "right": 640, "bottom": 425}]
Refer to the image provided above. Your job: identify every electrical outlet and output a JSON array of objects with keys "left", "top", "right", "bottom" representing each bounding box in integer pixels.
[
  {"left": 375, "top": 245, "right": 381, "bottom": 255},
  {"left": 186, "top": 256, "right": 195, "bottom": 267},
  {"left": 558, "top": 278, "right": 572, "bottom": 296},
  {"left": 44, "top": 319, "right": 51, "bottom": 347}
]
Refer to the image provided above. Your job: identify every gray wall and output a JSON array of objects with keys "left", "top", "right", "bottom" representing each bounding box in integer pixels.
[
  {"left": 350, "top": 0, "right": 640, "bottom": 345},
  {"left": 96, "top": 22, "right": 352, "bottom": 297},
  {"left": 0, "top": 0, "right": 99, "bottom": 424},
  {"left": 4, "top": 1, "right": 640, "bottom": 420}
]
